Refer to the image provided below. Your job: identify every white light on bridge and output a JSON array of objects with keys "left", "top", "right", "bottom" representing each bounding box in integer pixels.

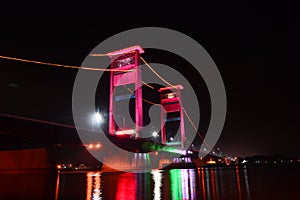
[
  {"left": 187, "top": 150, "right": 193, "bottom": 154},
  {"left": 90, "top": 112, "right": 104, "bottom": 131},
  {"left": 115, "top": 129, "right": 135, "bottom": 135},
  {"left": 152, "top": 131, "right": 158, "bottom": 137},
  {"left": 94, "top": 112, "right": 103, "bottom": 123}
]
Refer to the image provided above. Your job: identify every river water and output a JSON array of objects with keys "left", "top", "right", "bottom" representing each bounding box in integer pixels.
[{"left": 0, "top": 165, "right": 299, "bottom": 200}]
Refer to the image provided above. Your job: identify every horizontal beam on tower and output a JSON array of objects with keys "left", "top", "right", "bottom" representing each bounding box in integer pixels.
[{"left": 114, "top": 94, "right": 136, "bottom": 101}]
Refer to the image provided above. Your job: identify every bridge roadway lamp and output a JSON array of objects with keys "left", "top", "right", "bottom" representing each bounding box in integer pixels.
[{"left": 90, "top": 111, "right": 103, "bottom": 131}]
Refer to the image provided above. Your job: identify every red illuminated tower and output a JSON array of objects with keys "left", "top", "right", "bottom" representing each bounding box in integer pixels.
[
  {"left": 159, "top": 85, "right": 185, "bottom": 148},
  {"left": 107, "top": 46, "right": 144, "bottom": 138}
]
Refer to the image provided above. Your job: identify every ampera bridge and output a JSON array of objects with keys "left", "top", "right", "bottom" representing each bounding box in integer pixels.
[
  {"left": 73, "top": 45, "right": 231, "bottom": 171},
  {"left": 0, "top": 46, "right": 234, "bottom": 171}
]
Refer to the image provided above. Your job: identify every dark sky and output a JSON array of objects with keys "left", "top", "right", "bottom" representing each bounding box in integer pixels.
[{"left": 0, "top": 1, "right": 299, "bottom": 157}]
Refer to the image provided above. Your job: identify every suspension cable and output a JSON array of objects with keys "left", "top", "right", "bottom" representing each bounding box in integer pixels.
[
  {"left": 140, "top": 56, "right": 174, "bottom": 87},
  {"left": 0, "top": 55, "right": 131, "bottom": 72}
]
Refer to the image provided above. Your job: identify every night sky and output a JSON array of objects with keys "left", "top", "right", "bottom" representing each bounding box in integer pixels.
[{"left": 0, "top": 1, "right": 299, "bottom": 157}]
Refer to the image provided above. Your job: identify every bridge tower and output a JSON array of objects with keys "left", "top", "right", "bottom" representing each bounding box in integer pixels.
[
  {"left": 159, "top": 85, "right": 185, "bottom": 148},
  {"left": 107, "top": 46, "right": 144, "bottom": 138}
]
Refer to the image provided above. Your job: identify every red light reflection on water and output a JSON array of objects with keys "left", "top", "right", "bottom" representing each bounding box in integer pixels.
[
  {"left": 116, "top": 173, "right": 136, "bottom": 200},
  {"left": 55, "top": 171, "right": 60, "bottom": 200},
  {"left": 199, "top": 168, "right": 207, "bottom": 200},
  {"left": 210, "top": 168, "right": 217, "bottom": 200},
  {"left": 197, "top": 166, "right": 251, "bottom": 200},
  {"left": 235, "top": 166, "right": 243, "bottom": 200}
]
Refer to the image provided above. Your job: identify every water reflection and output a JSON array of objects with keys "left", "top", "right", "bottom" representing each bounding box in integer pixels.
[
  {"left": 198, "top": 168, "right": 207, "bottom": 200},
  {"left": 210, "top": 168, "right": 217, "bottom": 200},
  {"left": 55, "top": 167, "right": 252, "bottom": 200},
  {"left": 115, "top": 172, "right": 152, "bottom": 199},
  {"left": 55, "top": 171, "right": 60, "bottom": 200},
  {"left": 169, "top": 169, "right": 197, "bottom": 200},
  {"left": 86, "top": 172, "right": 102, "bottom": 200},
  {"left": 236, "top": 166, "right": 243, "bottom": 200},
  {"left": 198, "top": 167, "right": 251, "bottom": 200},
  {"left": 115, "top": 173, "right": 135, "bottom": 199},
  {"left": 151, "top": 170, "right": 162, "bottom": 200},
  {"left": 243, "top": 168, "right": 251, "bottom": 200},
  {"left": 2, "top": 165, "right": 299, "bottom": 199}
]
